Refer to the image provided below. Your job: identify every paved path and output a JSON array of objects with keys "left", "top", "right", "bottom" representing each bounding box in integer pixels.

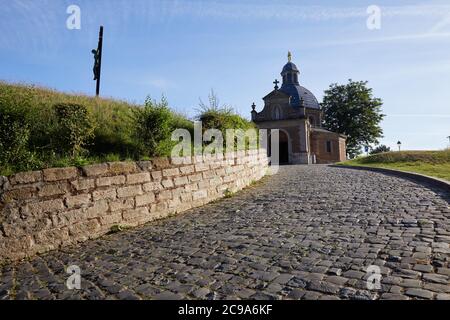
[{"left": 1, "top": 165, "right": 449, "bottom": 300}]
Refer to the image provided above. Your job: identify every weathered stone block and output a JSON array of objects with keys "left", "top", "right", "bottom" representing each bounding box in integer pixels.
[
  {"left": 195, "top": 163, "right": 209, "bottom": 172},
  {"left": 127, "top": 172, "right": 151, "bottom": 185},
  {"left": 198, "top": 180, "right": 210, "bottom": 189},
  {"left": 163, "top": 168, "right": 180, "bottom": 177},
  {"left": 174, "top": 176, "right": 188, "bottom": 187},
  {"left": 38, "top": 183, "right": 69, "bottom": 197},
  {"left": 82, "top": 163, "right": 108, "bottom": 177},
  {"left": 25, "top": 199, "right": 65, "bottom": 215},
  {"left": 180, "top": 192, "right": 192, "bottom": 202},
  {"left": 184, "top": 183, "right": 199, "bottom": 192},
  {"left": 161, "top": 179, "right": 174, "bottom": 188},
  {"left": 171, "top": 156, "right": 192, "bottom": 165},
  {"left": 188, "top": 173, "right": 202, "bottom": 182},
  {"left": 108, "top": 162, "right": 138, "bottom": 175},
  {"left": 202, "top": 170, "right": 216, "bottom": 179},
  {"left": 3, "top": 186, "right": 36, "bottom": 201},
  {"left": 136, "top": 193, "right": 155, "bottom": 207},
  {"left": 43, "top": 167, "right": 78, "bottom": 182},
  {"left": 86, "top": 200, "right": 108, "bottom": 218},
  {"left": 109, "top": 198, "right": 135, "bottom": 212},
  {"left": 180, "top": 165, "right": 195, "bottom": 175},
  {"left": 192, "top": 190, "right": 207, "bottom": 201},
  {"left": 123, "top": 207, "right": 149, "bottom": 221},
  {"left": 117, "top": 185, "right": 143, "bottom": 198},
  {"left": 151, "top": 157, "right": 170, "bottom": 169},
  {"left": 100, "top": 212, "right": 123, "bottom": 226},
  {"left": 10, "top": 171, "right": 42, "bottom": 185},
  {"left": 71, "top": 178, "right": 95, "bottom": 191},
  {"left": 137, "top": 161, "right": 152, "bottom": 171},
  {"left": 96, "top": 175, "right": 126, "bottom": 187},
  {"left": 151, "top": 171, "right": 163, "bottom": 182},
  {"left": 143, "top": 182, "right": 163, "bottom": 192},
  {"left": 65, "top": 193, "right": 92, "bottom": 208},
  {"left": 92, "top": 188, "right": 117, "bottom": 201},
  {"left": 157, "top": 190, "right": 173, "bottom": 200}
]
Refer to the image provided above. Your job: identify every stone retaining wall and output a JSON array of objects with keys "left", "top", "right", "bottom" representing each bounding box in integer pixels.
[{"left": 0, "top": 150, "right": 269, "bottom": 262}]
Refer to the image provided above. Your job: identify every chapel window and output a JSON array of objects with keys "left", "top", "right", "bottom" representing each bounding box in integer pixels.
[{"left": 326, "top": 141, "right": 332, "bottom": 153}]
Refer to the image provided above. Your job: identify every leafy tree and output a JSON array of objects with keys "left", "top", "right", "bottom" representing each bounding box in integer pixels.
[
  {"left": 370, "top": 144, "right": 391, "bottom": 155},
  {"left": 321, "top": 80, "right": 385, "bottom": 158}
]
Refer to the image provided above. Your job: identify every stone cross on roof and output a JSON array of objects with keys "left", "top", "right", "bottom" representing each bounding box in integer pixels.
[{"left": 273, "top": 79, "right": 280, "bottom": 90}]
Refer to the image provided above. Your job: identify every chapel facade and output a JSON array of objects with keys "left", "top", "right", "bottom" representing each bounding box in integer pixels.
[{"left": 251, "top": 53, "right": 347, "bottom": 164}]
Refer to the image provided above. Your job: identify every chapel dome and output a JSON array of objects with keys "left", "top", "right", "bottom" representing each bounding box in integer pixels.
[
  {"left": 279, "top": 85, "right": 320, "bottom": 109},
  {"left": 281, "top": 62, "right": 299, "bottom": 74},
  {"left": 279, "top": 52, "right": 320, "bottom": 109}
]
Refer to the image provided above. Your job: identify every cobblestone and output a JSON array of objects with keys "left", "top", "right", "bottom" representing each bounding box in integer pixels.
[{"left": 1, "top": 165, "right": 448, "bottom": 300}]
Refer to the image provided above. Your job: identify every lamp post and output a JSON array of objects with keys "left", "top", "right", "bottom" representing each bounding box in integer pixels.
[{"left": 397, "top": 141, "right": 402, "bottom": 152}]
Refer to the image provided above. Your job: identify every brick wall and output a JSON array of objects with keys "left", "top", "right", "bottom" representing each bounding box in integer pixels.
[
  {"left": 0, "top": 150, "right": 268, "bottom": 262},
  {"left": 310, "top": 131, "right": 346, "bottom": 164}
]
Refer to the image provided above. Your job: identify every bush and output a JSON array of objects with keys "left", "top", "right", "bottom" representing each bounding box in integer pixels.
[
  {"left": 54, "top": 103, "right": 97, "bottom": 158},
  {"left": 133, "top": 97, "right": 174, "bottom": 157},
  {"left": 197, "top": 90, "right": 256, "bottom": 151},
  {"left": 0, "top": 105, "right": 41, "bottom": 173},
  {"left": 370, "top": 145, "right": 391, "bottom": 155}
]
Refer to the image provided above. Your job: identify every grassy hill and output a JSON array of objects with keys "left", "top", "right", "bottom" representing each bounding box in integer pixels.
[
  {"left": 0, "top": 82, "right": 192, "bottom": 176},
  {"left": 0, "top": 82, "right": 254, "bottom": 176},
  {"left": 340, "top": 150, "right": 450, "bottom": 181}
]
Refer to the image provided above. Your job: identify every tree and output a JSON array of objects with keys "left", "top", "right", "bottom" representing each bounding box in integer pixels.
[
  {"left": 370, "top": 144, "right": 391, "bottom": 155},
  {"left": 321, "top": 80, "right": 385, "bottom": 158}
]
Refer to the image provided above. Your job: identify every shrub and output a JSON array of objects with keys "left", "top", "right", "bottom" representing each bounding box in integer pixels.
[
  {"left": 370, "top": 145, "right": 391, "bottom": 155},
  {"left": 133, "top": 97, "right": 174, "bottom": 157},
  {"left": 54, "top": 103, "right": 97, "bottom": 158},
  {"left": 197, "top": 90, "right": 256, "bottom": 151},
  {"left": 0, "top": 105, "right": 41, "bottom": 173}
]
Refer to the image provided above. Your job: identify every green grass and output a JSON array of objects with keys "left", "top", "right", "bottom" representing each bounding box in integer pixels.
[
  {"left": 0, "top": 82, "right": 259, "bottom": 177},
  {"left": 0, "top": 82, "right": 190, "bottom": 176},
  {"left": 339, "top": 150, "right": 450, "bottom": 181}
]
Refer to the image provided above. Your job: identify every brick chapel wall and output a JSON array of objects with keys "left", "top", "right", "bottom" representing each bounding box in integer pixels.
[
  {"left": 311, "top": 132, "right": 346, "bottom": 164},
  {"left": 0, "top": 150, "right": 269, "bottom": 262}
]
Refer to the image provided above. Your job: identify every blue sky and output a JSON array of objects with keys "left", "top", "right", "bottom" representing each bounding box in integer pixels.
[{"left": 1, "top": 0, "right": 450, "bottom": 150}]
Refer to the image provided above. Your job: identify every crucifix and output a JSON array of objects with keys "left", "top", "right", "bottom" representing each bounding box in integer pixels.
[
  {"left": 273, "top": 79, "right": 280, "bottom": 90},
  {"left": 92, "top": 26, "right": 104, "bottom": 96}
]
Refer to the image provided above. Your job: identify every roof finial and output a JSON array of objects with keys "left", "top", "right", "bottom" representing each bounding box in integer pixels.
[{"left": 288, "top": 51, "right": 292, "bottom": 62}]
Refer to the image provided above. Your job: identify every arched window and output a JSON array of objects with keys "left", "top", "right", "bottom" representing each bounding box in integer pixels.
[{"left": 309, "top": 116, "right": 315, "bottom": 126}]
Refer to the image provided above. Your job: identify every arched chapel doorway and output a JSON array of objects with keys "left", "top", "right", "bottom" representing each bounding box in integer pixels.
[{"left": 268, "top": 129, "right": 290, "bottom": 165}]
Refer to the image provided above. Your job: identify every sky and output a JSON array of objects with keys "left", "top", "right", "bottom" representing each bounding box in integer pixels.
[{"left": 1, "top": 0, "right": 450, "bottom": 151}]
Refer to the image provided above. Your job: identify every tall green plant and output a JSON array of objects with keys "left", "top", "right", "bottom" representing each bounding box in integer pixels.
[
  {"left": 133, "top": 97, "right": 174, "bottom": 157},
  {"left": 54, "top": 103, "right": 96, "bottom": 158}
]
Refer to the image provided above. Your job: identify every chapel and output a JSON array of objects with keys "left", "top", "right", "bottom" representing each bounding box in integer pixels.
[{"left": 251, "top": 52, "right": 347, "bottom": 164}]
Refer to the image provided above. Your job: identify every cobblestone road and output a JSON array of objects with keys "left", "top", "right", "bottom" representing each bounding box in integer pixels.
[{"left": 1, "top": 165, "right": 449, "bottom": 300}]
